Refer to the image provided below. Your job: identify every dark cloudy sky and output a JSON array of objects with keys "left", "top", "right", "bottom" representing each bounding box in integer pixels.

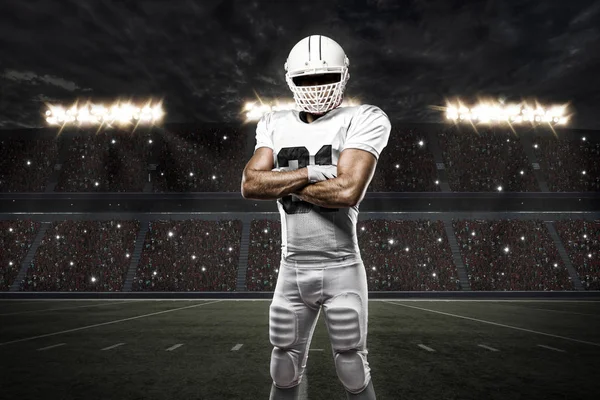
[{"left": 1, "top": 0, "right": 599, "bottom": 129}]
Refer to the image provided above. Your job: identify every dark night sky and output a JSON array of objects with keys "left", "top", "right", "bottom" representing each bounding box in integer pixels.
[{"left": 1, "top": 0, "right": 599, "bottom": 129}]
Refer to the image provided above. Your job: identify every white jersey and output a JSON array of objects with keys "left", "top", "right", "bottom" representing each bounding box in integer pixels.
[{"left": 254, "top": 104, "right": 391, "bottom": 262}]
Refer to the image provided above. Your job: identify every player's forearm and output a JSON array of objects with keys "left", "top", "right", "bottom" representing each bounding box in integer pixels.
[
  {"left": 242, "top": 168, "right": 310, "bottom": 200},
  {"left": 293, "top": 176, "right": 353, "bottom": 208}
]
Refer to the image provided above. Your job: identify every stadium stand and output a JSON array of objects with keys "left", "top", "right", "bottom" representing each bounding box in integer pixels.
[
  {"left": 439, "top": 126, "right": 540, "bottom": 192},
  {"left": 0, "top": 137, "right": 58, "bottom": 192},
  {"left": 453, "top": 219, "right": 573, "bottom": 291},
  {"left": 246, "top": 219, "right": 460, "bottom": 291},
  {"left": 19, "top": 220, "right": 139, "bottom": 291},
  {"left": 56, "top": 131, "right": 153, "bottom": 192},
  {"left": 367, "top": 127, "right": 441, "bottom": 192},
  {"left": 554, "top": 219, "right": 600, "bottom": 290},
  {"left": 533, "top": 135, "right": 600, "bottom": 192},
  {"left": 246, "top": 219, "right": 281, "bottom": 291},
  {"left": 0, "top": 220, "right": 41, "bottom": 291},
  {"left": 1, "top": 217, "right": 598, "bottom": 292},
  {"left": 133, "top": 219, "right": 242, "bottom": 291},
  {"left": 153, "top": 126, "right": 247, "bottom": 192}
]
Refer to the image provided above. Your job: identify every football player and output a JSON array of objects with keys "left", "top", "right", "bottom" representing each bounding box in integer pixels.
[{"left": 242, "top": 35, "right": 391, "bottom": 400}]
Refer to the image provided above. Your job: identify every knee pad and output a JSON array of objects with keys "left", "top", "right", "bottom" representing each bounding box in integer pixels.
[
  {"left": 334, "top": 350, "right": 370, "bottom": 394},
  {"left": 270, "top": 347, "right": 299, "bottom": 389}
]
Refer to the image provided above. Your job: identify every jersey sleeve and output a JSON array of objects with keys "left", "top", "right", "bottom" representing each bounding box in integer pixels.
[
  {"left": 342, "top": 105, "right": 391, "bottom": 160},
  {"left": 254, "top": 112, "right": 274, "bottom": 153}
]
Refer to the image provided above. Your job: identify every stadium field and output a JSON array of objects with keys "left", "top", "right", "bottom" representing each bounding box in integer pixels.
[{"left": 1, "top": 299, "right": 600, "bottom": 400}]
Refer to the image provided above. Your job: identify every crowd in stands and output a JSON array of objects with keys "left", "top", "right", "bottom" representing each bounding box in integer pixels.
[
  {"left": 246, "top": 219, "right": 281, "bottom": 291},
  {"left": 533, "top": 135, "right": 600, "bottom": 192},
  {"left": 358, "top": 219, "right": 459, "bottom": 290},
  {"left": 439, "top": 127, "right": 539, "bottom": 192},
  {"left": 368, "top": 127, "right": 441, "bottom": 192},
  {"left": 554, "top": 219, "right": 600, "bottom": 290},
  {"left": 56, "top": 131, "right": 152, "bottom": 192},
  {"left": 246, "top": 219, "right": 459, "bottom": 291},
  {"left": 453, "top": 219, "right": 572, "bottom": 291},
  {"left": 2, "top": 217, "right": 599, "bottom": 292},
  {"left": 0, "top": 220, "right": 40, "bottom": 291},
  {"left": 20, "top": 220, "right": 139, "bottom": 291},
  {"left": 134, "top": 219, "right": 242, "bottom": 291},
  {"left": 1, "top": 124, "right": 600, "bottom": 193},
  {"left": 153, "top": 127, "right": 247, "bottom": 192},
  {"left": 0, "top": 138, "right": 58, "bottom": 192}
]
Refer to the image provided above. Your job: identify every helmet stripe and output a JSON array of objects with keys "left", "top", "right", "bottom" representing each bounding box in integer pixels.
[
  {"left": 308, "top": 36, "right": 311, "bottom": 61},
  {"left": 319, "top": 35, "right": 322, "bottom": 60}
]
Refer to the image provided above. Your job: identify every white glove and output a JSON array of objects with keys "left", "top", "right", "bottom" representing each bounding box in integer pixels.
[
  {"left": 307, "top": 165, "right": 338, "bottom": 183},
  {"left": 272, "top": 167, "right": 291, "bottom": 172}
]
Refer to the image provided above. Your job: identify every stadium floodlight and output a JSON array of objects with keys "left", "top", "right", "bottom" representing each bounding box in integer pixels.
[
  {"left": 445, "top": 100, "right": 570, "bottom": 126},
  {"left": 45, "top": 101, "right": 165, "bottom": 127}
]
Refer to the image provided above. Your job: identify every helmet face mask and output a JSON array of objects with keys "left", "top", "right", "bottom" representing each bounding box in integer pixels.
[{"left": 285, "top": 36, "right": 350, "bottom": 115}]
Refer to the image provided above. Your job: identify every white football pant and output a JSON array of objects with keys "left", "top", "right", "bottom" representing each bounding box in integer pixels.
[{"left": 269, "top": 254, "right": 372, "bottom": 394}]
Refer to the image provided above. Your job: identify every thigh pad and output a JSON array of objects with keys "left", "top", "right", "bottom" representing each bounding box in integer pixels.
[
  {"left": 324, "top": 292, "right": 363, "bottom": 351},
  {"left": 269, "top": 295, "right": 298, "bottom": 348}
]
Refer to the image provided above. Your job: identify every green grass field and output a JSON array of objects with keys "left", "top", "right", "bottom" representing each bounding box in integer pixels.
[{"left": 1, "top": 299, "right": 600, "bottom": 400}]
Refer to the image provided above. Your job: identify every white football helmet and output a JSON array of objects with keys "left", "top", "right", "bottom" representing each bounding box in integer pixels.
[{"left": 284, "top": 35, "right": 350, "bottom": 115}]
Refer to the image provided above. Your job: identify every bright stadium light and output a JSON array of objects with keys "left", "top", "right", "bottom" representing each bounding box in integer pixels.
[
  {"left": 445, "top": 100, "right": 570, "bottom": 126},
  {"left": 45, "top": 101, "right": 165, "bottom": 127}
]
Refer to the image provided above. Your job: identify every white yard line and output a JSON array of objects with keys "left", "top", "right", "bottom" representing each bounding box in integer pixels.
[
  {"left": 166, "top": 344, "right": 184, "bottom": 351},
  {"left": 372, "top": 299, "right": 600, "bottom": 303},
  {"left": 383, "top": 300, "right": 600, "bottom": 348},
  {"left": 101, "top": 342, "right": 126, "bottom": 351},
  {"left": 418, "top": 344, "right": 435, "bottom": 352},
  {"left": 231, "top": 344, "right": 243, "bottom": 351},
  {"left": 0, "top": 300, "right": 224, "bottom": 347},
  {"left": 537, "top": 344, "right": 566, "bottom": 353},
  {"left": 477, "top": 344, "right": 499, "bottom": 352},
  {"left": 491, "top": 303, "right": 600, "bottom": 318},
  {"left": 37, "top": 343, "right": 66, "bottom": 351}
]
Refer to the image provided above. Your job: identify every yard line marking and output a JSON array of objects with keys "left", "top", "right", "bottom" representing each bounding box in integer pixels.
[
  {"left": 309, "top": 348, "right": 324, "bottom": 351},
  {"left": 493, "top": 304, "right": 600, "bottom": 318},
  {"left": 231, "top": 344, "right": 243, "bottom": 351},
  {"left": 37, "top": 343, "right": 66, "bottom": 351},
  {"left": 0, "top": 300, "right": 224, "bottom": 347},
  {"left": 166, "top": 344, "right": 184, "bottom": 351},
  {"left": 537, "top": 344, "right": 566, "bottom": 353},
  {"left": 101, "top": 343, "right": 126, "bottom": 351},
  {"left": 371, "top": 299, "right": 600, "bottom": 303},
  {"left": 383, "top": 301, "right": 600, "bottom": 348},
  {"left": 418, "top": 344, "right": 435, "bottom": 352},
  {"left": 478, "top": 344, "right": 499, "bottom": 352},
  {"left": 0, "top": 301, "right": 135, "bottom": 316}
]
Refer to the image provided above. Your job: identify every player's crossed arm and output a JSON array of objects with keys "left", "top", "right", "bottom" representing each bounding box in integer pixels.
[
  {"left": 241, "top": 147, "right": 311, "bottom": 200},
  {"left": 242, "top": 146, "right": 376, "bottom": 207},
  {"left": 293, "top": 148, "right": 377, "bottom": 208}
]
